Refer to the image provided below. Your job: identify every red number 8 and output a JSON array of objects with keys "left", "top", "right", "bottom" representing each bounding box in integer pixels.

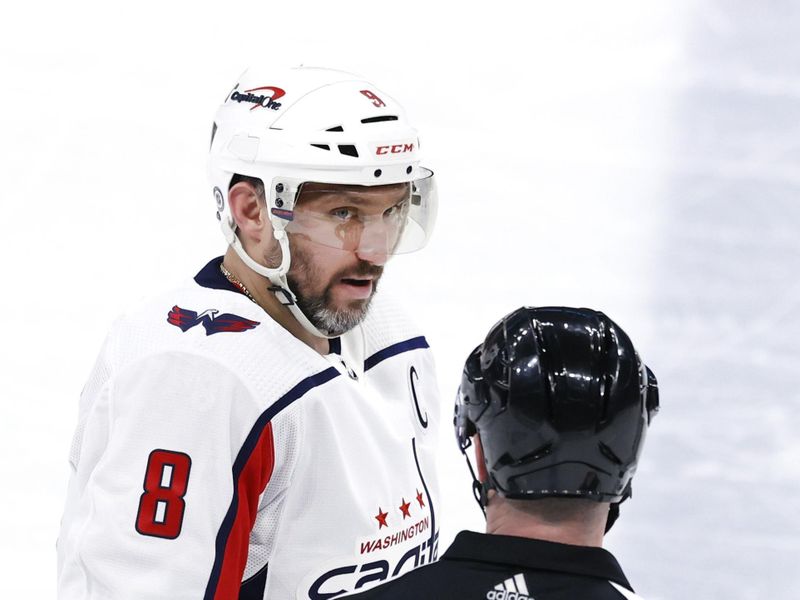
[{"left": 135, "top": 449, "right": 192, "bottom": 539}]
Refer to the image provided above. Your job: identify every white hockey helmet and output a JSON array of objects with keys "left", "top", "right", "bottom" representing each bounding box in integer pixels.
[{"left": 208, "top": 66, "right": 437, "bottom": 338}]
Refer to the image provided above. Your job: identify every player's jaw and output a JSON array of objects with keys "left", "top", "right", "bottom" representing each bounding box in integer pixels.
[{"left": 286, "top": 242, "right": 384, "bottom": 336}]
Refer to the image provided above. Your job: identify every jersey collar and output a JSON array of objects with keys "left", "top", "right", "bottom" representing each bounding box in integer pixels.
[
  {"left": 194, "top": 256, "right": 241, "bottom": 294},
  {"left": 442, "top": 531, "right": 632, "bottom": 591}
]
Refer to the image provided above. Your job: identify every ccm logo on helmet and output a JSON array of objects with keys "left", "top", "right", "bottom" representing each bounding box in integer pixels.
[
  {"left": 376, "top": 143, "right": 414, "bottom": 155},
  {"left": 229, "top": 85, "right": 286, "bottom": 111}
]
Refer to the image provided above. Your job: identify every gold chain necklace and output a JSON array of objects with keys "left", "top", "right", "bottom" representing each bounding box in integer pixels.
[{"left": 219, "top": 262, "right": 258, "bottom": 305}]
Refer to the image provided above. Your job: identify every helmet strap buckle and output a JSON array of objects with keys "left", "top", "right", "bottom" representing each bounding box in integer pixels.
[{"left": 268, "top": 285, "right": 296, "bottom": 306}]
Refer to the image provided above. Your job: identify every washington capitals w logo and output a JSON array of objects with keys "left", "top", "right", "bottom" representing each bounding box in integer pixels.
[{"left": 167, "top": 305, "right": 260, "bottom": 335}]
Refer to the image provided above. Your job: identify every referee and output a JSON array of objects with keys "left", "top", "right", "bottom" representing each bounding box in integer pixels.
[{"left": 346, "top": 306, "right": 659, "bottom": 599}]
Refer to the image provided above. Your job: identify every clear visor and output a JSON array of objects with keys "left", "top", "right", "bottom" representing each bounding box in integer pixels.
[{"left": 279, "top": 168, "right": 437, "bottom": 256}]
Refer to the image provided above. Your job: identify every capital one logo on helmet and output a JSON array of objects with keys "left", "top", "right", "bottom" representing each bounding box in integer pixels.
[{"left": 228, "top": 85, "right": 286, "bottom": 111}]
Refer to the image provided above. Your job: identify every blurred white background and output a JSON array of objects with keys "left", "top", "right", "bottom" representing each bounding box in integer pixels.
[{"left": 2, "top": 1, "right": 799, "bottom": 597}]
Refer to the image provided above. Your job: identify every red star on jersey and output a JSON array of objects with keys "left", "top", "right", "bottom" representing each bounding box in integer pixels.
[
  {"left": 399, "top": 498, "right": 411, "bottom": 519},
  {"left": 375, "top": 507, "right": 389, "bottom": 529},
  {"left": 416, "top": 489, "right": 425, "bottom": 508}
]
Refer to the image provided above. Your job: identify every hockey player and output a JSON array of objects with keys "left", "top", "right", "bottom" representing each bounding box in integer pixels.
[
  {"left": 346, "top": 306, "right": 659, "bottom": 599},
  {"left": 57, "top": 67, "right": 441, "bottom": 599}
]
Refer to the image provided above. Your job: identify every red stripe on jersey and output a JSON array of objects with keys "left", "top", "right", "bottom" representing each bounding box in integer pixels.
[{"left": 212, "top": 421, "right": 275, "bottom": 599}]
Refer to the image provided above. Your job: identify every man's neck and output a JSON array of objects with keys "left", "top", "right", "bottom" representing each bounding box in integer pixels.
[
  {"left": 222, "top": 248, "right": 329, "bottom": 355},
  {"left": 486, "top": 494, "right": 607, "bottom": 548}
]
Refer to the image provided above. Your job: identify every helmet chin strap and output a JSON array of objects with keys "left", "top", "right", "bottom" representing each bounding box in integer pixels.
[
  {"left": 604, "top": 482, "right": 631, "bottom": 533},
  {"left": 225, "top": 222, "right": 336, "bottom": 340},
  {"left": 459, "top": 436, "right": 489, "bottom": 518}
]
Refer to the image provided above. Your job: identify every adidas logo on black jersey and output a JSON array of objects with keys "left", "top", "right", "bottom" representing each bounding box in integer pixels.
[{"left": 485, "top": 573, "right": 533, "bottom": 599}]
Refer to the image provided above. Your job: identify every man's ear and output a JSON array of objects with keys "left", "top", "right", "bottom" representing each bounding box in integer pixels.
[{"left": 228, "top": 182, "right": 267, "bottom": 243}]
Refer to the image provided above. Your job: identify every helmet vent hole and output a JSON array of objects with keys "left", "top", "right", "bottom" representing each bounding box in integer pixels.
[
  {"left": 310, "top": 144, "right": 331, "bottom": 151},
  {"left": 361, "top": 115, "right": 399, "bottom": 124},
  {"left": 373, "top": 169, "right": 382, "bottom": 178},
  {"left": 598, "top": 320, "right": 615, "bottom": 423},
  {"left": 326, "top": 125, "right": 344, "bottom": 132},
  {"left": 497, "top": 443, "right": 552, "bottom": 468},
  {"left": 518, "top": 443, "right": 553, "bottom": 464},
  {"left": 338, "top": 145, "right": 359, "bottom": 158},
  {"left": 406, "top": 166, "right": 413, "bottom": 174},
  {"left": 599, "top": 373, "right": 613, "bottom": 423},
  {"left": 598, "top": 442, "right": 623, "bottom": 465}
]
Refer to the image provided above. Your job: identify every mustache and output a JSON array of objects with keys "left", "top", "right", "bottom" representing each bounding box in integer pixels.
[{"left": 337, "top": 261, "right": 384, "bottom": 280}]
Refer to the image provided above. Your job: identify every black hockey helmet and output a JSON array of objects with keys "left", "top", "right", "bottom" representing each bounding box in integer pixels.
[{"left": 455, "top": 306, "right": 659, "bottom": 507}]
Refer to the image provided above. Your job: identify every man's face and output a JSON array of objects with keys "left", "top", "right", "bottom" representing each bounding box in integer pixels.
[{"left": 280, "top": 182, "right": 411, "bottom": 336}]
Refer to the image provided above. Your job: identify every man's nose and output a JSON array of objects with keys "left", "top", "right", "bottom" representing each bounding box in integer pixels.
[{"left": 355, "top": 222, "right": 390, "bottom": 266}]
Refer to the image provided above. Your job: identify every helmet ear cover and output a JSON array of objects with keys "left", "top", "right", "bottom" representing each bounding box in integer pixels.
[{"left": 455, "top": 306, "right": 658, "bottom": 516}]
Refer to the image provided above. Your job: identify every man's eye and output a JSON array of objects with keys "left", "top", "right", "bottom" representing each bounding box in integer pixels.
[
  {"left": 384, "top": 202, "right": 405, "bottom": 218},
  {"left": 331, "top": 207, "right": 355, "bottom": 220}
]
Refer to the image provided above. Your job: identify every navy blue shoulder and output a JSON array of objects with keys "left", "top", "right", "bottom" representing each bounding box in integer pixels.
[{"left": 364, "top": 336, "right": 429, "bottom": 371}]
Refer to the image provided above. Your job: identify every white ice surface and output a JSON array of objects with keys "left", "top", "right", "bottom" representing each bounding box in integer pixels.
[{"left": 1, "top": 1, "right": 798, "bottom": 598}]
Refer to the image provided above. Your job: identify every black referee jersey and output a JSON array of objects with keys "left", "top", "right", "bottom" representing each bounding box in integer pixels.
[{"left": 343, "top": 530, "right": 642, "bottom": 599}]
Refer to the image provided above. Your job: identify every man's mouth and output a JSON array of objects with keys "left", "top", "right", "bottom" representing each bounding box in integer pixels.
[
  {"left": 337, "top": 276, "right": 375, "bottom": 300},
  {"left": 341, "top": 277, "right": 372, "bottom": 287}
]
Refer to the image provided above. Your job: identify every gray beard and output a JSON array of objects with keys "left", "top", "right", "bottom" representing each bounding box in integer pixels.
[
  {"left": 278, "top": 237, "right": 383, "bottom": 336},
  {"left": 289, "top": 277, "right": 378, "bottom": 337},
  {"left": 300, "top": 296, "right": 373, "bottom": 336}
]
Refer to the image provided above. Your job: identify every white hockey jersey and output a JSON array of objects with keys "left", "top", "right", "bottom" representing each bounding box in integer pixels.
[{"left": 58, "top": 257, "right": 441, "bottom": 600}]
